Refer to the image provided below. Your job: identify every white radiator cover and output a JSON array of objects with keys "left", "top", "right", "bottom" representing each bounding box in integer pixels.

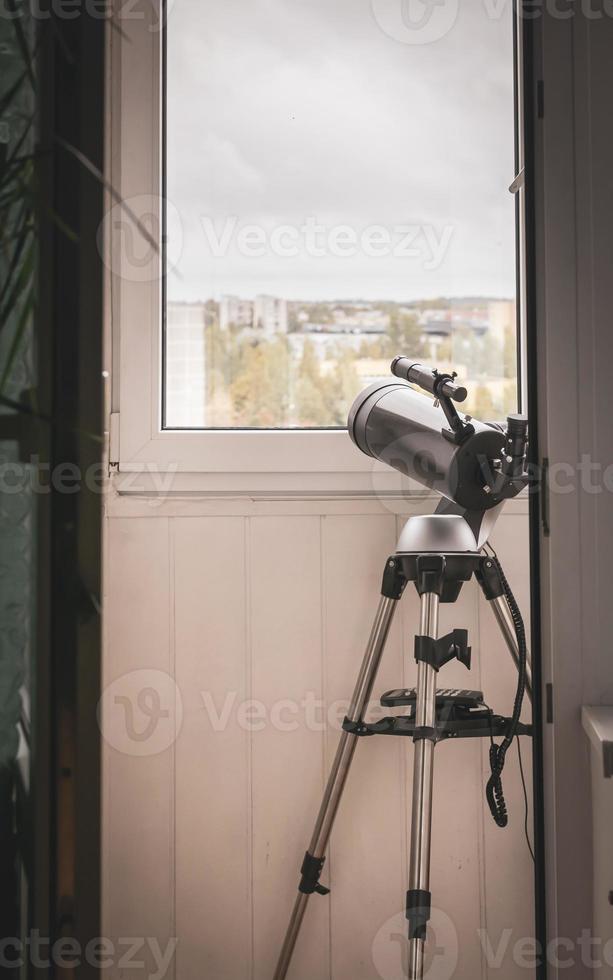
[{"left": 583, "top": 706, "right": 613, "bottom": 977}]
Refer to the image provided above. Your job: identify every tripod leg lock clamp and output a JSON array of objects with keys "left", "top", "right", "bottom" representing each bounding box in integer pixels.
[
  {"left": 381, "top": 558, "right": 407, "bottom": 600},
  {"left": 406, "top": 889, "right": 432, "bottom": 941},
  {"left": 298, "top": 852, "right": 330, "bottom": 896},
  {"left": 475, "top": 556, "right": 505, "bottom": 600},
  {"left": 414, "top": 629, "right": 471, "bottom": 672}
]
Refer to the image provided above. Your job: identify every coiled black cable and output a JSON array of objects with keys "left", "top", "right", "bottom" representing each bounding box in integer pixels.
[{"left": 483, "top": 546, "right": 528, "bottom": 828}]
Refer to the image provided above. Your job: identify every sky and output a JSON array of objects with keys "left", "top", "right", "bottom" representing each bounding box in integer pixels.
[{"left": 165, "top": 0, "right": 516, "bottom": 303}]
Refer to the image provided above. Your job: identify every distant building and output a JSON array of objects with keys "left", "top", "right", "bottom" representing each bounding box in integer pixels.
[
  {"left": 422, "top": 318, "right": 452, "bottom": 339},
  {"left": 287, "top": 332, "right": 363, "bottom": 362},
  {"left": 165, "top": 302, "right": 207, "bottom": 427},
  {"left": 254, "top": 294, "right": 288, "bottom": 336},
  {"left": 331, "top": 307, "right": 389, "bottom": 332},
  {"left": 219, "top": 295, "right": 253, "bottom": 332},
  {"left": 488, "top": 299, "right": 516, "bottom": 344}
]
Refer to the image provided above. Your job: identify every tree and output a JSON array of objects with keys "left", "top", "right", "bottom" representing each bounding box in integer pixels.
[
  {"left": 294, "top": 340, "right": 331, "bottom": 426},
  {"left": 332, "top": 345, "right": 361, "bottom": 420},
  {"left": 230, "top": 339, "right": 291, "bottom": 426},
  {"left": 384, "top": 312, "right": 424, "bottom": 359},
  {"left": 469, "top": 385, "right": 496, "bottom": 419}
]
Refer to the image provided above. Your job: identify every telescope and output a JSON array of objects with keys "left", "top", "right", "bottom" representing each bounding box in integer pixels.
[
  {"left": 273, "top": 358, "right": 531, "bottom": 980},
  {"left": 349, "top": 356, "right": 528, "bottom": 517}
]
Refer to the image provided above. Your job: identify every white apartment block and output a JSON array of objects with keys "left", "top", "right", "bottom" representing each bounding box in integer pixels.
[
  {"left": 219, "top": 295, "right": 253, "bottom": 331},
  {"left": 254, "top": 294, "right": 288, "bottom": 336},
  {"left": 165, "top": 302, "right": 207, "bottom": 427}
]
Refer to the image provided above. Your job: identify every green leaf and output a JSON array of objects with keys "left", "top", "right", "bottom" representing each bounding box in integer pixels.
[
  {"left": 4, "top": 115, "right": 34, "bottom": 167},
  {"left": 0, "top": 238, "right": 34, "bottom": 334},
  {"left": 0, "top": 69, "right": 28, "bottom": 117},
  {"left": 0, "top": 202, "right": 31, "bottom": 311},
  {"left": 55, "top": 135, "right": 161, "bottom": 257},
  {"left": 0, "top": 284, "right": 34, "bottom": 395},
  {"left": 7, "top": 1, "right": 36, "bottom": 87}
]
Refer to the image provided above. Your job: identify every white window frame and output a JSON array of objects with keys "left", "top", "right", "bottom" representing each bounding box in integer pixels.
[
  {"left": 109, "top": 1, "right": 383, "bottom": 494},
  {"left": 107, "top": 1, "right": 523, "bottom": 496}
]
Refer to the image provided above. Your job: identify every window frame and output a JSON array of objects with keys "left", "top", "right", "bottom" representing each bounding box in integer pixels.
[
  {"left": 109, "top": 1, "right": 375, "bottom": 487},
  {"left": 108, "top": 0, "right": 524, "bottom": 492}
]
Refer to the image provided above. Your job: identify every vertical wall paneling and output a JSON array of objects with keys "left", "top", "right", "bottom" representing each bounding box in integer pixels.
[
  {"left": 103, "top": 501, "right": 533, "bottom": 979},
  {"left": 173, "top": 517, "right": 249, "bottom": 980},
  {"left": 102, "top": 517, "right": 175, "bottom": 978},
  {"left": 322, "top": 514, "right": 402, "bottom": 979},
  {"left": 249, "top": 516, "right": 328, "bottom": 980}
]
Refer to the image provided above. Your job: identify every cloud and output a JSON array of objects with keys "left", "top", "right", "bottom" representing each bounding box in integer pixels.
[{"left": 166, "top": 0, "right": 516, "bottom": 301}]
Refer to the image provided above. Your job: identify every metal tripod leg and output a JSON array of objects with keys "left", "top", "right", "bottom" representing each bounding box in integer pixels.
[
  {"left": 273, "top": 594, "right": 399, "bottom": 980},
  {"left": 407, "top": 591, "right": 440, "bottom": 980}
]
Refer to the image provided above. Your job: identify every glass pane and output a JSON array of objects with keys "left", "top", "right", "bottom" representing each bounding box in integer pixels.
[{"left": 164, "top": 0, "right": 516, "bottom": 428}]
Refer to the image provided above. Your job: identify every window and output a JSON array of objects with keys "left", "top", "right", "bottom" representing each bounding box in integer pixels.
[
  {"left": 111, "top": 0, "right": 522, "bottom": 481},
  {"left": 163, "top": 0, "right": 518, "bottom": 431}
]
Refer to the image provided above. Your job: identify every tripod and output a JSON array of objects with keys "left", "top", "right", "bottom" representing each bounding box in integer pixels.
[{"left": 273, "top": 511, "right": 531, "bottom": 980}]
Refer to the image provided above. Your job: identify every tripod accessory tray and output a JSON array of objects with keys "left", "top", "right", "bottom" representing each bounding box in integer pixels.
[
  {"left": 382, "top": 687, "right": 484, "bottom": 708},
  {"left": 342, "top": 688, "right": 532, "bottom": 742}
]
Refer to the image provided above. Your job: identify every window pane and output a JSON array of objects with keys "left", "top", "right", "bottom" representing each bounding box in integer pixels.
[{"left": 164, "top": 0, "right": 516, "bottom": 428}]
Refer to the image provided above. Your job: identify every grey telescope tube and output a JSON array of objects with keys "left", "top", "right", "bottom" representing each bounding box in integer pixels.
[{"left": 348, "top": 381, "right": 505, "bottom": 512}]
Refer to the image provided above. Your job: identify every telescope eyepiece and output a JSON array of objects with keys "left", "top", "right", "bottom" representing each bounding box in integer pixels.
[
  {"left": 502, "top": 413, "right": 529, "bottom": 479},
  {"left": 506, "top": 413, "right": 529, "bottom": 437}
]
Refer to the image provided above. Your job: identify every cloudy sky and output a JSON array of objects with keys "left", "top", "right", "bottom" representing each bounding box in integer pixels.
[{"left": 166, "top": 0, "right": 516, "bottom": 303}]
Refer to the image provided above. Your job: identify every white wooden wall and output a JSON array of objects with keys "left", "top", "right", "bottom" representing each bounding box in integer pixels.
[{"left": 102, "top": 493, "right": 533, "bottom": 980}]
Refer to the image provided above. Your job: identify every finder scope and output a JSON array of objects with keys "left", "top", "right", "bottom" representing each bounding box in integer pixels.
[{"left": 348, "top": 358, "right": 528, "bottom": 512}]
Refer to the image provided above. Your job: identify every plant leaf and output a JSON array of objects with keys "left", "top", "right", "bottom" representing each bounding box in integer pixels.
[
  {"left": 54, "top": 135, "right": 161, "bottom": 256},
  {"left": 0, "top": 69, "right": 28, "bottom": 118},
  {"left": 7, "top": 1, "right": 36, "bottom": 87},
  {"left": 0, "top": 238, "right": 34, "bottom": 333},
  {"left": 0, "top": 285, "right": 34, "bottom": 395},
  {"left": 0, "top": 393, "right": 104, "bottom": 444},
  {"left": 0, "top": 203, "right": 31, "bottom": 311}
]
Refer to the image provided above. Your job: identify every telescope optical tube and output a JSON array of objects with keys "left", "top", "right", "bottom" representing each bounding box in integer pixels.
[{"left": 348, "top": 380, "right": 506, "bottom": 511}]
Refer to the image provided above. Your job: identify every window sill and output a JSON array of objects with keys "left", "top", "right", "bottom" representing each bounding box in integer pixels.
[{"left": 110, "top": 465, "right": 424, "bottom": 499}]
